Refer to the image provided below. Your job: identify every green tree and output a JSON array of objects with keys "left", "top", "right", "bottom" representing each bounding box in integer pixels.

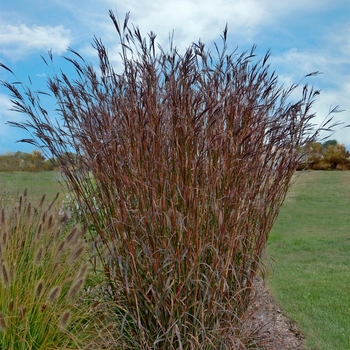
[
  {"left": 43, "top": 157, "right": 58, "bottom": 170},
  {"left": 29, "top": 149, "right": 46, "bottom": 171},
  {"left": 322, "top": 139, "right": 338, "bottom": 150},
  {"left": 298, "top": 141, "right": 323, "bottom": 169},
  {"left": 299, "top": 140, "right": 350, "bottom": 170},
  {"left": 0, "top": 150, "right": 55, "bottom": 171},
  {"left": 324, "top": 143, "right": 349, "bottom": 169}
]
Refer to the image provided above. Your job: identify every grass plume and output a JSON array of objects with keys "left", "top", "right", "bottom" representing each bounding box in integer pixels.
[{"left": 0, "top": 193, "right": 108, "bottom": 349}]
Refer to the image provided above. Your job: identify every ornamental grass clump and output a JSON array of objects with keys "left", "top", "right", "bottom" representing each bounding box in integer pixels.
[
  {"left": 0, "top": 192, "right": 106, "bottom": 349},
  {"left": 0, "top": 11, "right": 341, "bottom": 348}
]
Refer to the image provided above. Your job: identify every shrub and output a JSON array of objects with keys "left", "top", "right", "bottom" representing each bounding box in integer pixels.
[
  {"left": 297, "top": 140, "right": 350, "bottom": 170},
  {"left": 324, "top": 144, "right": 349, "bottom": 169},
  {"left": 0, "top": 11, "right": 342, "bottom": 348},
  {"left": 0, "top": 150, "right": 56, "bottom": 172},
  {"left": 0, "top": 192, "right": 107, "bottom": 349},
  {"left": 312, "top": 161, "right": 332, "bottom": 170}
]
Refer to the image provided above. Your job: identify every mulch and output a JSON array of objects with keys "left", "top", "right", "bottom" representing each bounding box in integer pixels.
[{"left": 243, "top": 277, "right": 307, "bottom": 350}]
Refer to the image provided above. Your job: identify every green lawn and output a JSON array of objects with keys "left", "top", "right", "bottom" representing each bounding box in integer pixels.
[
  {"left": 0, "top": 171, "right": 65, "bottom": 208},
  {"left": 267, "top": 171, "right": 350, "bottom": 350}
]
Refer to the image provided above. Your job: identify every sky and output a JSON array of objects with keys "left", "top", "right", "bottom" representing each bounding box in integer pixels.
[{"left": 0, "top": 0, "right": 349, "bottom": 154}]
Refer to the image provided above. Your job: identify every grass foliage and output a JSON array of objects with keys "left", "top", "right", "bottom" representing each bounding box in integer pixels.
[
  {"left": 0, "top": 192, "right": 111, "bottom": 349},
  {"left": 0, "top": 11, "right": 341, "bottom": 349}
]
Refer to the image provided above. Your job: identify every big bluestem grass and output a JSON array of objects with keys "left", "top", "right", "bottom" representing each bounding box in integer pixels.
[
  {"left": 0, "top": 11, "right": 343, "bottom": 348},
  {"left": 0, "top": 193, "right": 110, "bottom": 349}
]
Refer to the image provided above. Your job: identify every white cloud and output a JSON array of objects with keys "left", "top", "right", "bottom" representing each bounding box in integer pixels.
[
  {"left": 0, "top": 93, "right": 17, "bottom": 139},
  {"left": 323, "top": 23, "right": 350, "bottom": 66},
  {"left": 0, "top": 23, "right": 71, "bottom": 59},
  {"left": 266, "top": 19, "right": 350, "bottom": 146},
  {"left": 102, "top": 0, "right": 266, "bottom": 48},
  {"left": 0, "top": 93, "right": 24, "bottom": 135},
  {"left": 68, "top": 0, "right": 341, "bottom": 71},
  {"left": 99, "top": 0, "right": 338, "bottom": 45},
  {"left": 270, "top": 21, "right": 350, "bottom": 80},
  {"left": 33, "top": 0, "right": 342, "bottom": 73},
  {"left": 73, "top": 0, "right": 268, "bottom": 69}
]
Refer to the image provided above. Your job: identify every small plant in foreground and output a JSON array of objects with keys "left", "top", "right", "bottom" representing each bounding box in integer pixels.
[
  {"left": 0, "top": 11, "right": 344, "bottom": 349},
  {"left": 0, "top": 192, "right": 108, "bottom": 349}
]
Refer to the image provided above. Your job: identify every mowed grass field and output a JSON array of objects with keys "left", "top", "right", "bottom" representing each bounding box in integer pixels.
[
  {"left": 0, "top": 171, "right": 65, "bottom": 208},
  {"left": 267, "top": 171, "right": 350, "bottom": 350}
]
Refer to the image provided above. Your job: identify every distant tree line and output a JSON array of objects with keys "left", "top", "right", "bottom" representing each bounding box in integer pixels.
[
  {"left": 1, "top": 141, "right": 349, "bottom": 172},
  {"left": 298, "top": 140, "right": 350, "bottom": 170},
  {"left": 0, "top": 150, "right": 58, "bottom": 172}
]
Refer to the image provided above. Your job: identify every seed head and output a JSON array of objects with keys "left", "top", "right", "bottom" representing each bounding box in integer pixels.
[
  {"left": 54, "top": 228, "right": 61, "bottom": 241},
  {"left": 26, "top": 203, "right": 32, "bottom": 218},
  {"left": 68, "top": 278, "right": 84, "bottom": 301},
  {"left": 59, "top": 310, "right": 71, "bottom": 329},
  {"left": 69, "top": 245, "right": 85, "bottom": 264},
  {"left": 1, "top": 230, "right": 7, "bottom": 249},
  {"left": 55, "top": 241, "right": 65, "bottom": 261},
  {"left": 47, "top": 286, "right": 61, "bottom": 303},
  {"left": 52, "top": 261, "right": 60, "bottom": 275},
  {"left": 39, "top": 194, "right": 46, "bottom": 207},
  {"left": 41, "top": 211, "right": 46, "bottom": 224},
  {"left": 35, "top": 280, "right": 45, "bottom": 298},
  {"left": 8, "top": 299, "right": 14, "bottom": 312},
  {"left": 19, "top": 306, "right": 26, "bottom": 320},
  {"left": 34, "top": 246, "right": 44, "bottom": 265},
  {"left": 1, "top": 263, "right": 10, "bottom": 286},
  {"left": 48, "top": 215, "right": 53, "bottom": 229},
  {"left": 0, "top": 312, "right": 7, "bottom": 331},
  {"left": 77, "top": 263, "right": 88, "bottom": 279},
  {"left": 1, "top": 208, "right": 4, "bottom": 224},
  {"left": 18, "top": 196, "right": 23, "bottom": 213},
  {"left": 37, "top": 224, "right": 42, "bottom": 236},
  {"left": 65, "top": 227, "right": 78, "bottom": 245}
]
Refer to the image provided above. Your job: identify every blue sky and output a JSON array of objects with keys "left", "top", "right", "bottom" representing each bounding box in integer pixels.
[{"left": 1, "top": 0, "right": 349, "bottom": 154}]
